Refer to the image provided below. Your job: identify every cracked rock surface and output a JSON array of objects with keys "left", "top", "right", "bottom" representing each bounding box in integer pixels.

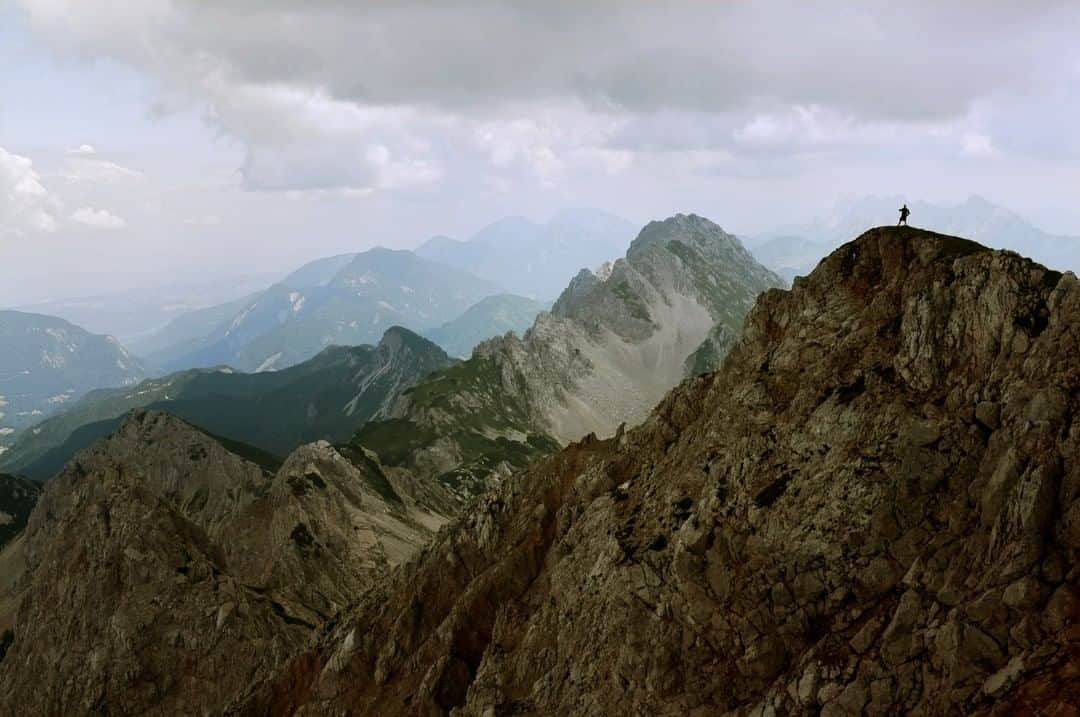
[
  {"left": 0, "top": 410, "right": 450, "bottom": 715},
  {"left": 243, "top": 227, "right": 1080, "bottom": 716}
]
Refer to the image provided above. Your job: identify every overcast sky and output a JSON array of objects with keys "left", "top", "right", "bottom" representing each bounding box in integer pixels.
[{"left": 3, "top": 1, "right": 1080, "bottom": 303}]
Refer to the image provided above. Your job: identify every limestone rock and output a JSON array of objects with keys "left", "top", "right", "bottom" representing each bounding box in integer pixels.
[
  {"left": 239, "top": 227, "right": 1080, "bottom": 715},
  {"left": 0, "top": 410, "right": 450, "bottom": 715}
]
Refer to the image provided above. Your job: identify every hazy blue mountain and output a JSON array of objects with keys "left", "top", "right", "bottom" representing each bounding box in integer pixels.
[
  {"left": 142, "top": 248, "right": 501, "bottom": 373},
  {"left": 744, "top": 235, "right": 830, "bottom": 281},
  {"left": 0, "top": 311, "right": 149, "bottom": 457},
  {"left": 0, "top": 327, "right": 454, "bottom": 481},
  {"left": 279, "top": 252, "right": 359, "bottom": 287},
  {"left": 415, "top": 208, "right": 635, "bottom": 299},
  {"left": 131, "top": 256, "right": 359, "bottom": 361},
  {"left": 753, "top": 195, "right": 1080, "bottom": 277},
  {"left": 129, "top": 294, "right": 255, "bottom": 359},
  {"left": 12, "top": 273, "right": 277, "bottom": 345},
  {"left": 423, "top": 294, "right": 550, "bottom": 358}
]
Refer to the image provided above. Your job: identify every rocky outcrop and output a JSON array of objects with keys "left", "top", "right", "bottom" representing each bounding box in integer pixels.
[
  {"left": 0, "top": 410, "right": 451, "bottom": 715},
  {"left": 354, "top": 214, "right": 783, "bottom": 498},
  {"left": 243, "top": 227, "right": 1080, "bottom": 715}
]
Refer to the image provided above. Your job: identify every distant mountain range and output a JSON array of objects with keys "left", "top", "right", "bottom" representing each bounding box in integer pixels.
[
  {"left": 12, "top": 274, "right": 277, "bottom": 345},
  {"left": 0, "top": 311, "right": 148, "bottom": 456},
  {"left": 140, "top": 248, "right": 501, "bottom": 373},
  {"left": 5, "top": 213, "right": 780, "bottom": 504},
  {"left": 0, "top": 327, "right": 453, "bottom": 480},
  {"left": 416, "top": 208, "right": 635, "bottom": 299},
  {"left": 135, "top": 209, "right": 634, "bottom": 374},
  {"left": 9, "top": 209, "right": 632, "bottom": 382},
  {"left": 748, "top": 195, "right": 1080, "bottom": 279}
]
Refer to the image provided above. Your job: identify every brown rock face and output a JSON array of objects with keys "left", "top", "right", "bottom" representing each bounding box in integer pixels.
[
  {"left": 242, "top": 227, "right": 1080, "bottom": 715},
  {"left": 0, "top": 410, "right": 450, "bottom": 715}
]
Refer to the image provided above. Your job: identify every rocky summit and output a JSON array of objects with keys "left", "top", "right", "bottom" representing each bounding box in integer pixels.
[{"left": 239, "top": 227, "right": 1080, "bottom": 715}]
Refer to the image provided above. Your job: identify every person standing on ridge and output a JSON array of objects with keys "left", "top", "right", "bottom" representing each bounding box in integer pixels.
[{"left": 898, "top": 203, "right": 910, "bottom": 226}]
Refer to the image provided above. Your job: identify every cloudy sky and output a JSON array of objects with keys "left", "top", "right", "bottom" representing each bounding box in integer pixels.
[{"left": 3, "top": 1, "right": 1080, "bottom": 303}]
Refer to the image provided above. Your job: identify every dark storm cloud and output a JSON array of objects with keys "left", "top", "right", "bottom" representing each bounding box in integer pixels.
[
  {"left": 15, "top": 0, "right": 1080, "bottom": 197},
  {"left": 175, "top": 0, "right": 1073, "bottom": 121}
]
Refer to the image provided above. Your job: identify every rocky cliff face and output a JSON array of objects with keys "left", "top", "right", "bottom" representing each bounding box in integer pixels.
[
  {"left": 244, "top": 227, "right": 1080, "bottom": 716},
  {"left": 354, "top": 214, "right": 783, "bottom": 498},
  {"left": 0, "top": 410, "right": 452, "bottom": 715}
]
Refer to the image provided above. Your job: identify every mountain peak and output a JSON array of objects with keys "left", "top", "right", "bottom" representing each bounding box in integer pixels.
[
  {"left": 628, "top": 213, "right": 741, "bottom": 257},
  {"left": 377, "top": 325, "right": 449, "bottom": 359},
  {"left": 818, "top": 225, "right": 995, "bottom": 282},
  {"left": 244, "top": 222, "right": 1080, "bottom": 714}
]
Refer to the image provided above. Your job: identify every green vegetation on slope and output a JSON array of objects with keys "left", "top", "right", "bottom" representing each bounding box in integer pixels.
[
  {"left": 2, "top": 329, "right": 454, "bottom": 480},
  {"left": 349, "top": 354, "right": 558, "bottom": 499}
]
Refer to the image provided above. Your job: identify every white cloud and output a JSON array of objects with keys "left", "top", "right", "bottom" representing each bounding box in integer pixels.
[
  {"left": 0, "top": 146, "right": 59, "bottom": 238},
  {"left": 61, "top": 156, "right": 144, "bottom": 183},
  {"left": 962, "top": 132, "right": 1001, "bottom": 158},
  {"left": 71, "top": 206, "right": 126, "bottom": 229},
  {"left": 67, "top": 144, "right": 97, "bottom": 155}
]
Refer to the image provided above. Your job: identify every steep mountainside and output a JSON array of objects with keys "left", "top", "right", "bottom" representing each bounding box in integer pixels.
[
  {"left": 422, "top": 294, "right": 549, "bottom": 358},
  {"left": 244, "top": 227, "right": 1080, "bottom": 716},
  {"left": 416, "top": 208, "right": 635, "bottom": 299},
  {"left": 0, "top": 311, "right": 148, "bottom": 455},
  {"left": 0, "top": 410, "right": 453, "bottom": 715},
  {"left": 356, "top": 214, "right": 783, "bottom": 497},
  {"left": 1, "top": 327, "right": 453, "bottom": 480},
  {"left": 144, "top": 248, "right": 500, "bottom": 373},
  {"left": 0, "top": 474, "right": 40, "bottom": 550}
]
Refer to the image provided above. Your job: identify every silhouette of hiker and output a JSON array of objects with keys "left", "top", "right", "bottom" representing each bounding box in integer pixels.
[{"left": 898, "top": 204, "right": 910, "bottom": 226}]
